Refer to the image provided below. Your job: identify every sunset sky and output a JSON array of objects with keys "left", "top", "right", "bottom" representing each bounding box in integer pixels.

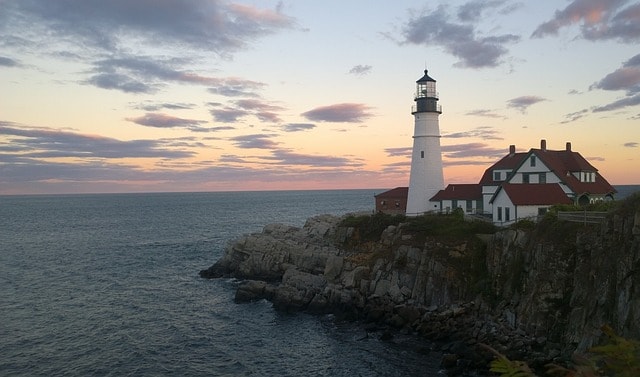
[{"left": 1, "top": 0, "right": 639, "bottom": 195}]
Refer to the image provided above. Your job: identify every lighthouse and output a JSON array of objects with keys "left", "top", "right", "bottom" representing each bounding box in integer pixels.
[{"left": 406, "top": 69, "right": 445, "bottom": 216}]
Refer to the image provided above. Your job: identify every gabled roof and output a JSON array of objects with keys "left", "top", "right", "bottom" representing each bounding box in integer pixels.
[
  {"left": 375, "top": 187, "right": 408, "bottom": 199},
  {"left": 430, "top": 184, "right": 482, "bottom": 201},
  {"left": 478, "top": 152, "right": 528, "bottom": 185},
  {"left": 530, "top": 149, "right": 616, "bottom": 195},
  {"left": 478, "top": 143, "right": 616, "bottom": 197},
  {"left": 491, "top": 183, "right": 572, "bottom": 205}
]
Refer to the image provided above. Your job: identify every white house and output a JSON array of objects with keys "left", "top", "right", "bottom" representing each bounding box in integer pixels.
[{"left": 483, "top": 140, "right": 616, "bottom": 225}]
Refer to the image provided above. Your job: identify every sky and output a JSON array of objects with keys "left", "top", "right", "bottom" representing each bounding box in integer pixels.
[{"left": 1, "top": 0, "right": 639, "bottom": 195}]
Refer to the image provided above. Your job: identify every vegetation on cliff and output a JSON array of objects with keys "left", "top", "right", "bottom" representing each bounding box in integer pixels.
[
  {"left": 488, "top": 325, "right": 640, "bottom": 377},
  {"left": 339, "top": 209, "right": 497, "bottom": 246}
]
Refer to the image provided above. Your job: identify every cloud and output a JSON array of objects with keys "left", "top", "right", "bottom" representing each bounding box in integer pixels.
[
  {"left": 506, "top": 95, "right": 547, "bottom": 113},
  {"left": 593, "top": 94, "right": 640, "bottom": 112},
  {"left": 262, "top": 149, "right": 364, "bottom": 167},
  {"left": 126, "top": 113, "right": 207, "bottom": 131},
  {"left": 87, "top": 73, "right": 154, "bottom": 94},
  {"left": 208, "top": 99, "right": 285, "bottom": 124},
  {"left": 348, "top": 65, "right": 372, "bottom": 76},
  {"left": 591, "top": 53, "right": 640, "bottom": 93},
  {"left": 208, "top": 126, "right": 236, "bottom": 132},
  {"left": 444, "top": 126, "right": 504, "bottom": 140},
  {"left": 234, "top": 99, "right": 285, "bottom": 123},
  {"left": 0, "top": 1, "right": 290, "bottom": 98},
  {"left": 532, "top": 0, "right": 640, "bottom": 42},
  {"left": 231, "top": 134, "right": 279, "bottom": 149},
  {"left": 0, "top": 56, "right": 19, "bottom": 67},
  {"left": 210, "top": 108, "right": 250, "bottom": 123},
  {"left": 301, "top": 103, "right": 373, "bottom": 123},
  {"left": 624, "top": 142, "right": 639, "bottom": 148},
  {"left": 0, "top": 121, "right": 194, "bottom": 160},
  {"left": 137, "top": 102, "right": 196, "bottom": 112},
  {"left": 207, "top": 78, "right": 267, "bottom": 97},
  {"left": 85, "top": 56, "right": 268, "bottom": 95},
  {"left": 383, "top": 144, "right": 504, "bottom": 165},
  {"left": 0, "top": 1, "right": 296, "bottom": 55},
  {"left": 283, "top": 123, "right": 316, "bottom": 132},
  {"left": 457, "top": 0, "right": 514, "bottom": 22},
  {"left": 384, "top": 147, "right": 412, "bottom": 158},
  {"left": 441, "top": 142, "right": 506, "bottom": 160},
  {"left": 561, "top": 109, "right": 589, "bottom": 124},
  {"left": 591, "top": 54, "right": 640, "bottom": 112},
  {"left": 465, "top": 109, "right": 507, "bottom": 119},
  {"left": 398, "top": 4, "right": 520, "bottom": 68}
]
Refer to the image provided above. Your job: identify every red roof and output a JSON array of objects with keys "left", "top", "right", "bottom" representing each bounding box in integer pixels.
[
  {"left": 532, "top": 149, "right": 616, "bottom": 195},
  {"left": 479, "top": 152, "right": 527, "bottom": 185},
  {"left": 479, "top": 145, "right": 616, "bottom": 197},
  {"left": 374, "top": 187, "right": 408, "bottom": 199},
  {"left": 495, "top": 183, "right": 572, "bottom": 205},
  {"left": 430, "top": 184, "right": 482, "bottom": 201}
]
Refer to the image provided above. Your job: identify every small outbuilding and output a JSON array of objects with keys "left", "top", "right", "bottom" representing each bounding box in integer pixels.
[
  {"left": 430, "top": 184, "right": 483, "bottom": 214},
  {"left": 374, "top": 187, "right": 408, "bottom": 214}
]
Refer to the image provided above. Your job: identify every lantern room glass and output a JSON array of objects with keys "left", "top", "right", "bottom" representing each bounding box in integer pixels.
[{"left": 417, "top": 81, "right": 436, "bottom": 98}]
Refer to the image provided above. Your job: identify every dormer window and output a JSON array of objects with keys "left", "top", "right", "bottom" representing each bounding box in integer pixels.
[
  {"left": 494, "top": 171, "right": 501, "bottom": 181},
  {"left": 577, "top": 171, "right": 596, "bottom": 182},
  {"left": 530, "top": 155, "right": 536, "bottom": 167}
]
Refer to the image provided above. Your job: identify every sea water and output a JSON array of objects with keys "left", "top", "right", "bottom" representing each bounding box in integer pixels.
[{"left": 0, "top": 190, "right": 443, "bottom": 376}]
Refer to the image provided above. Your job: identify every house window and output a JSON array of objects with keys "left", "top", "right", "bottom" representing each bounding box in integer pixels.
[
  {"left": 494, "top": 171, "right": 501, "bottom": 181},
  {"left": 539, "top": 173, "right": 546, "bottom": 184},
  {"left": 421, "top": 151, "right": 424, "bottom": 158},
  {"left": 505, "top": 207, "right": 510, "bottom": 222},
  {"left": 497, "top": 207, "right": 503, "bottom": 221},
  {"left": 530, "top": 156, "right": 536, "bottom": 167},
  {"left": 523, "top": 173, "right": 530, "bottom": 183},
  {"left": 538, "top": 208, "right": 547, "bottom": 216},
  {"left": 466, "top": 200, "right": 473, "bottom": 213}
]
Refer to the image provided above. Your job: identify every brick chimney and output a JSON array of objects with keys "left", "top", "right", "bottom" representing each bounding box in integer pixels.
[
  {"left": 541, "top": 139, "right": 547, "bottom": 151},
  {"left": 566, "top": 142, "right": 572, "bottom": 151},
  {"left": 509, "top": 144, "right": 515, "bottom": 156}
]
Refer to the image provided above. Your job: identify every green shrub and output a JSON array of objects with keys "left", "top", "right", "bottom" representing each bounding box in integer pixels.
[
  {"left": 613, "top": 192, "right": 640, "bottom": 217},
  {"left": 485, "top": 325, "right": 640, "bottom": 376},
  {"left": 339, "top": 212, "right": 405, "bottom": 243},
  {"left": 511, "top": 219, "right": 536, "bottom": 230},
  {"left": 402, "top": 213, "right": 497, "bottom": 239}
]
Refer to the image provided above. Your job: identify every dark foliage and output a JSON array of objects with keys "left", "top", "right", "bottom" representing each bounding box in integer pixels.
[
  {"left": 401, "top": 213, "right": 497, "bottom": 239},
  {"left": 339, "top": 212, "right": 406, "bottom": 243}
]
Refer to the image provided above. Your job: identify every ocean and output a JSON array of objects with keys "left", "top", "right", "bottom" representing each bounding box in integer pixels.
[{"left": 0, "top": 190, "right": 444, "bottom": 377}]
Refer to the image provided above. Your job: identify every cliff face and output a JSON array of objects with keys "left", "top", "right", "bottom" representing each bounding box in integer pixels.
[
  {"left": 200, "top": 197, "right": 640, "bottom": 372},
  {"left": 487, "top": 206, "right": 640, "bottom": 352}
]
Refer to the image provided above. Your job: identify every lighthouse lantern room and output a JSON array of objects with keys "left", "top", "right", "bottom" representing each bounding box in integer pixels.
[{"left": 406, "top": 69, "right": 445, "bottom": 216}]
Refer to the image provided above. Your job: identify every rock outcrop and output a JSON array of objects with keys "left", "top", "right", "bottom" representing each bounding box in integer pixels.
[{"left": 200, "top": 196, "right": 640, "bottom": 375}]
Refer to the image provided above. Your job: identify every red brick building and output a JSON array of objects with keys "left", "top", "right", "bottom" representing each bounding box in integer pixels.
[{"left": 374, "top": 187, "right": 408, "bottom": 214}]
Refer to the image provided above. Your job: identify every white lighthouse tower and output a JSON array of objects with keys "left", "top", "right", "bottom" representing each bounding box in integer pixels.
[{"left": 406, "top": 69, "right": 445, "bottom": 216}]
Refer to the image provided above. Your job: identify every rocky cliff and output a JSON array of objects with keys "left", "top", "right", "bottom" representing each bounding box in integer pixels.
[{"left": 200, "top": 195, "right": 640, "bottom": 375}]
